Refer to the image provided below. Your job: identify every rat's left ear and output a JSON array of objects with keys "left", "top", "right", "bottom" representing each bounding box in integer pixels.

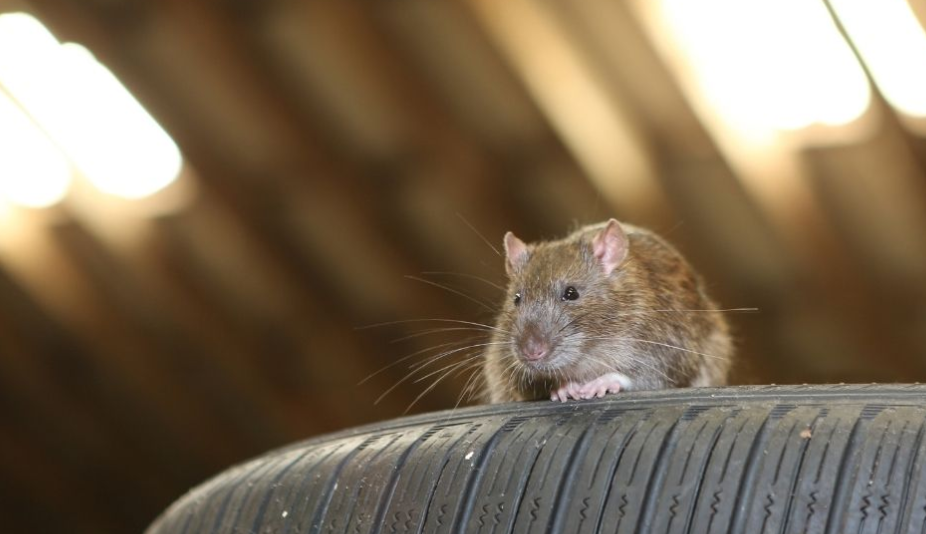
[
  {"left": 504, "top": 231, "right": 529, "bottom": 276},
  {"left": 592, "top": 219, "right": 628, "bottom": 275}
]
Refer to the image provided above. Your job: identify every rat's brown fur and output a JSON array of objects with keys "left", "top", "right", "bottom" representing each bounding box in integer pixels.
[{"left": 482, "top": 220, "right": 731, "bottom": 403}]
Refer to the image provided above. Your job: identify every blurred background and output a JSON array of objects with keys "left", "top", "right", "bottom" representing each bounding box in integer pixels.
[{"left": 2, "top": 0, "right": 926, "bottom": 531}]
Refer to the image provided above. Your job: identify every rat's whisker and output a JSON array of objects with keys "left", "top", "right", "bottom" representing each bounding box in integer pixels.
[
  {"left": 374, "top": 369, "right": 422, "bottom": 405},
  {"left": 410, "top": 341, "right": 508, "bottom": 375},
  {"left": 355, "top": 318, "right": 509, "bottom": 334},
  {"left": 503, "top": 359, "right": 525, "bottom": 395},
  {"left": 585, "top": 352, "right": 671, "bottom": 382},
  {"left": 373, "top": 340, "right": 486, "bottom": 403},
  {"left": 503, "top": 360, "right": 521, "bottom": 391},
  {"left": 404, "top": 354, "right": 482, "bottom": 414},
  {"left": 415, "top": 353, "right": 481, "bottom": 386},
  {"left": 405, "top": 275, "right": 498, "bottom": 312},
  {"left": 466, "top": 368, "right": 486, "bottom": 403},
  {"left": 443, "top": 362, "right": 487, "bottom": 421},
  {"left": 585, "top": 336, "right": 728, "bottom": 362},
  {"left": 603, "top": 307, "right": 759, "bottom": 318},
  {"left": 390, "top": 327, "right": 493, "bottom": 343},
  {"left": 455, "top": 364, "right": 484, "bottom": 410},
  {"left": 358, "top": 336, "right": 484, "bottom": 385},
  {"left": 407, "top": 341, "right": 483, "bottom": 372},
  {"left": 457, "top": 212, "right": 501, "bottom": 257},
  {"left": 407, "top": 337, "right": 499, "bottom": 370},
  {"left": 421, "top": 271, "right": 506, "bottom": 292}
]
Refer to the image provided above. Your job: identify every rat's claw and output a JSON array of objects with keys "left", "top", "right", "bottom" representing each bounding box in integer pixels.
[
  {"left": 552, "top": 378, "right": 626, "bottom": 401},
  {"left": 552, "top": 383, "right": 581, "bottom": 402},
  {"left": 567, "top": 383, "right": 582, "bottom": 400},
  {"left": 575, "top": 374, "right": 626, "bottom": 399}
]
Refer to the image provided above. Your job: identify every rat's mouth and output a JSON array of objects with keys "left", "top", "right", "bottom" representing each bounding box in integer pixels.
[{"left": 517, "top": 349, "right": 569, "bottom": 374}]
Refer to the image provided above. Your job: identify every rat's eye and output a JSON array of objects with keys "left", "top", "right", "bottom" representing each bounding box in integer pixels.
[
  {"left": 562, "top": 286, "right": 579, "bottom": 301},
  {"left": 513, "top": 293, "right": 522, "bottom": 306}
]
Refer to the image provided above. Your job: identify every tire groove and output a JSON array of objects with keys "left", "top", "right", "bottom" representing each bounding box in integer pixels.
[
  {"left": 718, "top": 418, "right": 749, "bottom": 483},
  {"left": 248, "top": 448, "right": 317, "bottom": 531},
  {"left": 771, "top": 420, "right": 798, "bottom": 484},
  {"left": 592, "top": 418, "right": 643, "bottom": 534},
  {"left": 504, "top": 422, "right": 566, "bottom": 534},
  {"left": 895, "top": 416, "right": 926, "bottom": 534},
  {"left": 225, "top": 456, "right": 289, "bottom": 531},
  {"left": 209, "top": 457, "right": 281, "bottom": 534},
  {"left": 276, "top": 444, "right": 345, "bottom": 533},
  {"left": 548, "top": 423, "right": 595, "bottom": 533},
  {"left": 683, "top": 415, "right": 727, "bottom": 534},
  {"left": 181, "top": 464, "right": 255, "bottom": 534},
  {"left": 304, "top": 434, "right": 401, "bottom": 534},
  {"left": 588, "top": 422, "right": 627, "bottom": 486},
  {"left": 823, "top": 412, "right": 867, "bottom": 534},
  {"left": 415, "top": 425, "right": 477, "bottom": 534},
  {"left": 326, "top": 435, "right": 404, "bottom": 534},
  {"left": 628, "top": 423, "right": 659, "bottom": 484},
  {"left": 678, "top": 420, "right": 710, "bottom": 484},
  {"left": 779, "top": 415, "right": 820, "bottom": 534},
  {"left": 369, "top": 434, "right": 426, "bottom": 534},
  {"left": 633, "top": 417, "right": 681, "bottom": 534},
  {"left": 727, "top": 408, "right": 774, "bottom": 534},
  {"left": 449, "top": 421, "right": 508, "bottom": 534}
]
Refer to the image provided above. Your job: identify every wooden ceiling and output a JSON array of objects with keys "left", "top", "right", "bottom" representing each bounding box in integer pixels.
[{"left": 3, "top": 0, "right": 926, "bottom": 532}]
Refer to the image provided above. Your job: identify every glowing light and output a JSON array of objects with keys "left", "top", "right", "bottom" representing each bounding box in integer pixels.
[
  {"left": 658, "top": 0, "right": 870, "bottom": 136},
  {"left": 0, "top": 91, "right": 71, "bottom": 208},
  {"left": 0, "top": 13, "right": 182, "bottom": 200},
  {"left": 831, "top": 0, "right": 926, "bottom": 118}
]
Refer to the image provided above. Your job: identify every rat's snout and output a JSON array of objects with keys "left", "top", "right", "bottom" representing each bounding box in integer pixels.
[
  {"left": 521, "top": 337, "right": 549, "bottom": 361},
  {"left": 517, "top": 326, "right": 550, "bottom": 362}
]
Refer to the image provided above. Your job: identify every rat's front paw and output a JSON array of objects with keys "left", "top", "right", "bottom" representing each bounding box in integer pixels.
[
  {"left": 576, "top": 375, "right": 623, "bottom": 399},
  {"left": 551, "top": 382, "right": 584, "bottom": 402},
  {"left": 550, "top": 373, "right": 632, "bottom": 402}
]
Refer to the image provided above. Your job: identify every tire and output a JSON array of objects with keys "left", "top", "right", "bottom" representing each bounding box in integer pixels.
[{"left": 146, "top": 385, "right": 926, "bottom": 534}]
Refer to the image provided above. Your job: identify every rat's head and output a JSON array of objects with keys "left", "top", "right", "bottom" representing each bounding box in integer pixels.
[{"left": 496, "top": 219, "right": 634, "bottom": 378}]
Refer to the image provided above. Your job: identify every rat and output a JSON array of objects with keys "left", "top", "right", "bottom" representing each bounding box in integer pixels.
[{"left": 481, "top": 219, "right": 732, "bottom": 403}]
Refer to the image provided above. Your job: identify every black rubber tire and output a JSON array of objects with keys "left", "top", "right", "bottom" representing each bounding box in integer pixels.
[{"left": 147, "top": 385, "right": 926, "bottom": 534}]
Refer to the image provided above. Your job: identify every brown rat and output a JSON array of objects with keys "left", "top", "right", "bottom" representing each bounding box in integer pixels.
[{"left": 482, "top": 219, "right": 732, "bottom": 403}]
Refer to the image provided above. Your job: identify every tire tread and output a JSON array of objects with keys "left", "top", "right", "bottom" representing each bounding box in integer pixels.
[{"left": 145, "top": 385, "right": 926, "bottom": 534}]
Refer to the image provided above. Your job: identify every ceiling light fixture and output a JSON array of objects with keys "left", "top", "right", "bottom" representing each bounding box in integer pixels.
[
  {"left": 0, "top": 12, "right": 182, "bottom": 200},
  {"left": 0, "top": 89, "right": 71, "bottom": 208},
  {"left": 829, "top": 0, "right": 926, "bottom": 118},
  {"left": 658, "top": 0, "right": 871, "bottom": 138}
]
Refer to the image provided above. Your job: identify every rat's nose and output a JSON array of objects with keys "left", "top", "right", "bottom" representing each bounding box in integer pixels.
[{"left": 519, "top": 334, "right": 549, "bottom": 362}]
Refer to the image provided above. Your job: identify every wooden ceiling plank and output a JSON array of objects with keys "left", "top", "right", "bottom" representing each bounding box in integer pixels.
[
  {"left": 374, "top": 0, "right": 547, "bottom": 152},
  {"left": 158, "top": 206, "right": 457, "bottom": 421},
  {"left": 52, "top": 222, "right": 290, "bottom": 449},
  {"left": 0, "top": 233, "right": 231, "bottom": 484},
  {"left": 805, "top": 124, "right": 926, "bottom": 287},
  {"left": 625, "top": 0, "right": 925, "bottom": 382},
  {"left": 0, "top": 386, "right": 153, "bottom": 532},
  {"left": 249, "top": 3, "right": 513, "bottom": 275},
  {"left": 26, "top": 0, "right": 444, "bottom": 418},
  {"left": 152, "top": 212, "right": 354, "bottom": 435},
  {"left": 464, "top": 0, "right": 669, "bottom": 225}
]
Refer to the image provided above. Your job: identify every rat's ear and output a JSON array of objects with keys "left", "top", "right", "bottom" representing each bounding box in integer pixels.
[
  {"left": 592, "top": 219, "right": 628, "bottom": 275},
  {"left": 504, "top": 231, "right": 529, "bottom": 276}
]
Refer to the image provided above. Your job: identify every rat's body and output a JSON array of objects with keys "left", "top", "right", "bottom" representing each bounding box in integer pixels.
[{"left": 482, "top": 219, "right": 731, "bottom": 403}]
